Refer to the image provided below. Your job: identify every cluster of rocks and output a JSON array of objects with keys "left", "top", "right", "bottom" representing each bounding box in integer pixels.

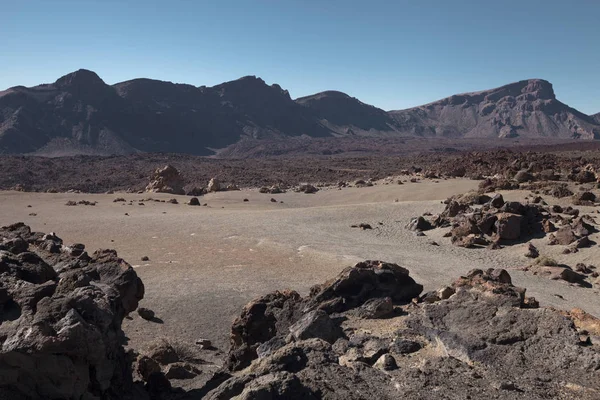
[
  {"left": 408, "top": 193, "right": 548, "bottom": 248},
  {"left": 294, "top": 184, "right": 319, "bottom": 194},
  {"left": 65, "top": 200, "right": 97, "bottom": 206},
  {"left": 135, "top": 339, "right": 202, "bottom": 385},
  {"left": 428, "top": 150, "right": 600, "bottom": 185},
  {"left": 408, "top": 191, "right": 598, "bottom": 251},
  {"left": 259, "top": 185, "right": 286, "bottom": 194},
  {"left": 145, "top": 165, "right": 239, "bottom": 197},
  {"left": 0, "top": 223, "right": 145, "bottom": 399},
  {"left": 547, "top": 215, "right": 597, "bottom": 251},
  {"left": 197, "top": 262, "right": 600, "bottom": 399}
]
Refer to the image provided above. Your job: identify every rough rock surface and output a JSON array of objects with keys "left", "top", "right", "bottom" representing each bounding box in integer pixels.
[
  {"left": 0, "top": 223, "right": 145, "bottom": 399},
  {"left": 224, "top": 261, "right": 422, "bottom": 372},
  {"left": 145, "top": 165, "right": 185, "bottom": 195},
  {"left": 203, "top": 265, "right": 600, "bottom": 400}
]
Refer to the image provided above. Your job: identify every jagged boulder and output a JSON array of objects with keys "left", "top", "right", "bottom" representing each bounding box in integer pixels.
[
  {"left": 207, "top": 178, "right": 221, "bottom": 193},
  {"left": 145, "top": 165, "right": 185, "bottom": 195},
  {"left": 224, "top": 261, "right": 422, "bottom": 372},
  {"left": 406, "top": 216, "right": 433, "bottom": 231},
  {"left": 0, "top": 223, "right": 145, "bottom": 400}
]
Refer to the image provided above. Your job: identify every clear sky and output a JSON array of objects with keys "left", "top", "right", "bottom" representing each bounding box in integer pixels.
[{"left": 2, "top": 0, "right": 599, "bottom": 113}]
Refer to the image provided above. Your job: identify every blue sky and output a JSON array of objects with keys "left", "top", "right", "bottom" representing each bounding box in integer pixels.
[{"left": 2, "top": 0, "right": 599, "bottom": 113}]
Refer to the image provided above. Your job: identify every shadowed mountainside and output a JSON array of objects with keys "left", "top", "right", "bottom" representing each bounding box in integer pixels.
[{"left": 0, "top": 70, "right": 598, "bottom": 156}]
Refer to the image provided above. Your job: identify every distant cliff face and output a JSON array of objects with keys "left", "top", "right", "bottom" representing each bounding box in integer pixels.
[
  {"left": 0, "top": 72, "right": 598, "bottom": 156},
  {"left": 389, "top": 79, "right": 599, "bottom": 140}
]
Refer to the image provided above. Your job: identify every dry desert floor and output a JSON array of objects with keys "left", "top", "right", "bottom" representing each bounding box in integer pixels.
[{"left": 1, "top": 179, "right": 599, "bottom": 358}]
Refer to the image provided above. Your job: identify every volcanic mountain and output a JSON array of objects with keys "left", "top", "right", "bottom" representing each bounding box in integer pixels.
[
  {"left": 0, "top": 70, "right": 598, "bottom": 155},
  {"left": 389, "top": 79, "right": 600, "bottom": 140}
]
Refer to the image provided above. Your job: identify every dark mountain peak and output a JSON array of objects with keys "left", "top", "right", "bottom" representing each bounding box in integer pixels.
[
  {"left": 114, "top": 78, "right": 199, "bottom": 100},
  {"left": 54, "top": 69, "right": 106, "bottom": 89},
  {"left": 476, "top": 78, "right": 555, "bottom": 102},
  {"left": 515, "top": 78, "right": 555, "bottom": 100},
  {"left": 296, "top": 91, "right": 352, "bottom": 104},
  {"left": 0, "top": 71, "right": 598, "bottom": 156},
  {"left": 297, "top": 90, "right": 394, "bottom": 133},
  {"left": 213, "top": 76, "right": 291, "bottom": 101}
]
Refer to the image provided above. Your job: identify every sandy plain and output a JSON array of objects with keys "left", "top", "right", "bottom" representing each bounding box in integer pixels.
[{"left": 1, "top": 178, "right": 599, "bottom": 359}]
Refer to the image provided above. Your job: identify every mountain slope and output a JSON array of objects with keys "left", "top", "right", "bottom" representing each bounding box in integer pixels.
[
  {"left": 295, "top": 91, "right": 398, "bottom": 135},
  {"left": 0, "top": 72, "right": 598, "bottom": 156},
  {"left": 0, "top": 70, "right": 134, "bottom": 154},
  {"left": 389, "top": 79, "right": 599, "bottom": 139}
]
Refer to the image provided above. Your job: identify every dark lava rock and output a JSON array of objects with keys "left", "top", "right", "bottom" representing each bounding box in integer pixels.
[
  {"left": 289, "top": 310, "right": 343, "bottom": 343},
  {"left": 138, "top": 307, "right": 155, "bottom": 320},
  {"left": 210, "top": 265, "right": 600, "bottom": 400},
  {"left": 354, "top": 297, "right": 394, "bottom": 319},
  {"left": 0, "top": 223, "right": 144, "bottom": 400},
  {"left": 406, "top": 216, "right": 433, "bottom": 231},
  {"left": 224, "top": 261, "right": 422, "bottom": 372},
  {"left": 525, "top": 243, "right": 539, "bottom": 258},
  {"left": 389, "top": 339, "right": 422, "bottom": 354}
]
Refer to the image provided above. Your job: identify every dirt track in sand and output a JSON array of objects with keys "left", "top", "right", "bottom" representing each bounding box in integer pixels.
[{"left": 1, "top": 179, "right": 599, "bottom": 354}]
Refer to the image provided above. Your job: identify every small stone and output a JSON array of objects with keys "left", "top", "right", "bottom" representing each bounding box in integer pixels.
[
  {"left": 164, "top": 363, "right": 199, "bottom": 380},
  {"left": 438, "top": 286, "right": 455, "bottom": 300},
  {"left": 141, "top": 256, "right": 150, "bottom": 261},
  {"left": 188, "top": 197, "right": 200, "bottom": 206},
  {"left": 373, "top": 354, "right": 397, "bottom": 371},
  {"left": 525, "top": 243, "right": 539, "bottom": 258},
  {"left": 390, "top": 339, "right": 421, "bottom": 354},
  {"left": 138, "top": 307, "right": 155, "bottom": 321},
  {"left": 195, "top": 338, "right": 212, "bottom": 348}
]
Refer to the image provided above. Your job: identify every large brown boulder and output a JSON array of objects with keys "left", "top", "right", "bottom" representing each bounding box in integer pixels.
[
  {"left": 145, "top": 165, "right": 185, "bottom": 195},
  {"left": 0, "top": 223, "right": 145, "bottom": 400},
  {"left": 307, "top": 260, "right": 423, "bottom": 313},
  {"left": 495, "top": 212, "right": 523, "bottom": 240}
]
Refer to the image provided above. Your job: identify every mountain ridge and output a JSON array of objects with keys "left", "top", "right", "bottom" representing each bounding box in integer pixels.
[{"left": 0, "top": 70, "right": 598, "bottom": 155}]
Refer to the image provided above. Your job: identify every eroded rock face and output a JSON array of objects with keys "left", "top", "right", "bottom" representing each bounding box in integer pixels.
[
  {"left": 145, "top": 165, "right": 185, "bottom": 195},
  {"left": 209, "top": 265, "right": 600, "bottom": 400},
  {"left": 224, "top": 261, "right": 422, "bottom": 372},
  {"left": 0, "top": 223, "right": 145, "bottom": 400}
]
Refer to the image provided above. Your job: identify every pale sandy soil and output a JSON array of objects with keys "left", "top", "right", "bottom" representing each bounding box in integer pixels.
[{"left": 1, "top": 179, "right": 599, "bottom": 358}]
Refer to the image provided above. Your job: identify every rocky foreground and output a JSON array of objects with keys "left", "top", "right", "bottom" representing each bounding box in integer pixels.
[{"left": 1, "top": 224, "right": 599, "bottom": 399}]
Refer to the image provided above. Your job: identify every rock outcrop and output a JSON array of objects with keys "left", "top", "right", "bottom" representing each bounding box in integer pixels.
[
  {"left": 203, "top": 264, "right": 600, "bottom": 400},
  {"left": 0, "top": 223, "right": 145, "bottom": 399},
  {"left": 145, "top": 165, "right": 185, "bottom": 195}
]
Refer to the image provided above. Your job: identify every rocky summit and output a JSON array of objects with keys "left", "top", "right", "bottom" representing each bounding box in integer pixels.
[
  {"left": 0, "top": 71, "right": 598, "bottom": 156},
  {"left": 389, "top": 79, "right": 599, "bottom": 139}
]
